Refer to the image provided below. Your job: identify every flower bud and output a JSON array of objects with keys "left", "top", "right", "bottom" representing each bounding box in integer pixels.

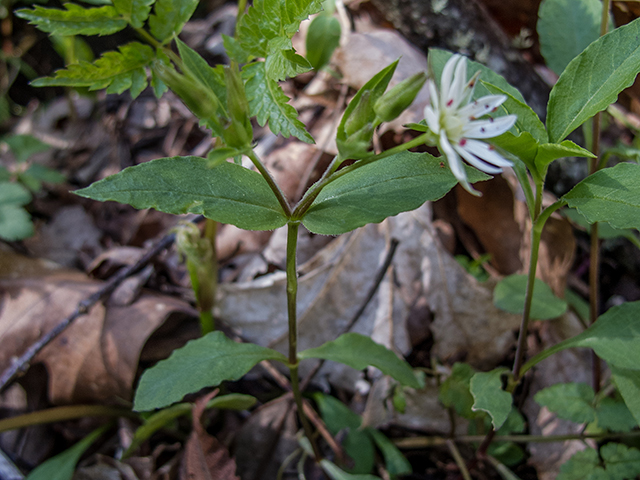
[
  {"left": 222, "top": 65, "right": 253, "bottom": 148},
  {"left": 344, "top": 90, "right": 373, "bottom": 137},
  {"left": 374, "top": 71, "right": 426, "bottom": 123}
]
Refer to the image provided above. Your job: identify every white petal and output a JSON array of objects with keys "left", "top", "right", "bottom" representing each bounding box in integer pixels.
[
  {"left": 424, "top": 106, "right": 440, "bottom": 134},
  {"left": 458, "top": 94, "right": 507, "bottom": 119},
  {"left": 448, "top": 56, "right": 468, "bottom": 108},
  {"left": 462, "top": 139, "right": 513, "bottom": 167},
  {"left": 462, "top": 115, "right": 517, "bottom": 139},
  {"left": 454, "top": 143, "right": 504, "bottom": 174},
  {"left": 440, "top": 55, "right": 459, "bottom": 106},
  {"left": 427, "top": 80, "right": 440, "bottom": 111},
  {"left": 440, "top": 130, "right": 473, "bottom": 192},
  {"left": 459, "top": 70, "right": 480, "bottom": 106}
]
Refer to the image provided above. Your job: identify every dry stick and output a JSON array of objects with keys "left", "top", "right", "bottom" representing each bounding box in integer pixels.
[
  {"left": 300, "top": 238, "right": 400, "bottom": 391},
  {"left": 0, "top": 215, "right": 205, "bottom": 394}
]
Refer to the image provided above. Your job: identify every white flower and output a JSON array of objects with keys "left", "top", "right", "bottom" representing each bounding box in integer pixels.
[{"left": 424, "top": 54, "right": 517, "bottom": 195}]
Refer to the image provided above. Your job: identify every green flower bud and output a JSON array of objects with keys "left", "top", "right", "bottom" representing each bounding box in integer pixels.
[
  {"left": 222, "top": 65, "right": 253, "bottom": 148},
  {"left": 374, "top": 71, "right": 426, "bottom": 123},
  {"left": 344, "top": 90, "right": 373, "bottom": 137}
]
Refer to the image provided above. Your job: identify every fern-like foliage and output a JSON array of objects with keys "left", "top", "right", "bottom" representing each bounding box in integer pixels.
[{"left": 112, "top": 0, "right": 155, "bottom": 29}]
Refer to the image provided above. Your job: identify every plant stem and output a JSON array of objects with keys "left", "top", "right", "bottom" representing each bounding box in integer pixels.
[
  {"left": 134, "top": 27, "right": 183, "bottom": 67},
  {"left": 285, "top": 222, "right": 321, "bottom": 460},
  {"left": 292, "top": 133, "right": 429, "bottom": 219},
  {"left": 246, "top": 150, "right": 292, "bottom": 217}
]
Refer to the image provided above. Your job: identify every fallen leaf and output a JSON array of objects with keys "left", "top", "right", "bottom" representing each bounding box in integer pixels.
[{"left": 0, "top": 249, "right": 197, "bottom": 404}]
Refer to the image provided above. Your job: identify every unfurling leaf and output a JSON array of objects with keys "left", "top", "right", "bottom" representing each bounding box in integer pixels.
[
  {"left": 32, "top": 42, "right": 156, "bottom": 99},
  {"left": 75, "top": 156, "right": 288, "bottom": 231},
  {"left": 134, "top": 331, "right": 287, "bottom": 411},
  {"left": 16, "top": 4, "right": 127, "bottom": 36},
  {"left": 299, "top": 333, "right": 422, "bottom": 389}
]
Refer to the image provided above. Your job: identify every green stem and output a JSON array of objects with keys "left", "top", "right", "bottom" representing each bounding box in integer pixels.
[
  {"left": 246, "top": 150, "right": 292, "bottom": 218},
  {"left": 286, "top": 223, "right": 321, "bottom": 460},
  {"left": 0, "top": 405, "right": 137, "bottom": 433},
  {"left": 134, "top": 27, "right": 183, "bottom": 68},
  {"left": 292, "top": 133, "right": 428, "bottom": 219}
]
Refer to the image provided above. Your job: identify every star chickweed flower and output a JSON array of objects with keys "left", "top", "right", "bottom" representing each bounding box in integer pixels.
[{"left": 424, "top": 54, "right": 517, "bottom": 195}]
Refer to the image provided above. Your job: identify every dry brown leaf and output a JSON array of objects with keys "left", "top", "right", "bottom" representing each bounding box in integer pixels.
[
  {"left": 0, "top": 249, "right": 197, "bottom": 404},
  {"left": 180, "top": 390, "right": 240, "bottom": 480}
]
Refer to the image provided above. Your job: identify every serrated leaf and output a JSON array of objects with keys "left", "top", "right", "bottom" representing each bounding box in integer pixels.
[
  {"left": 523, "top": 301, "right": 640, "bottom": 375},
  {"left": 537, "top": 0, "right": 601, "bottom": 76},
  {"left": 0, "top": 134, "right": 50, "bottom": 163},
  {"left": 547, "top": 17, "right": 640, "bottom": 143},
  {"left": 563, "top": 162, "right": 640, "bottom": 231},
  {"left": 470, "top": 368, "right": 512, "bottom": 430},
  {"left": 237, "top": 0, "right": 323, "bottom": 57},
  {"left": 601, "top": 443, "right": 640, "bottom": 479},
  {"left": 134, "top": 331, "right": 287, "bottom": 411},
  {"left": 610, "top": 366, "right": 640, "bottom": 427},
  {"left": 75, "top": 156, "right": 288, "bottom": 231},
  {"left": 320, "top": 460, "right": 381, "bottom": 480},
  {"left": 16, "top": 4, "right": 127, "bottom": 36},
  {"left": 25, "top": 425, "right": 108, "bottom": 480},
  {"left": 534, "top": 382, "right": 596, "bottom": 423},
  {"left": 493, "top": 274, "right": 567, "bottom": 320},
  {"left": 558, "top": 448, "right": 602, "bottom": 480},
  {"left": 366, "top": 428, "right": 412, "bottom": 476},
  {"left": 32, "top": 42, "right": 155, "bottom": 99},
  {"left": 149, "top": 0, "right": 198, "bottom": 42},
  {"left": 302, "top": 151, "right": 489, "bottom": 235},
  {"left": 0, "top": 204, "right": 34, "bottom": 241},
  {"left": 306, "top": 14, "right": 341, "bottom": 70},
  {"left": 299, "top": 333, "right": 421, "bottom": 389},
  {"left": 438, "top": 362, "right": 477, "bottom": 419},
  {"left": 595, "top": 397, "right": 637, "bottom": 433},
  {"left": 244, "top": 62, "right": 313, "bottom": 143},
  {"left": 112, "top": 0, "right": 154, "bottom": 28},
  {"left": 264, "top": 44, "right": 312, "bottom": 81}
]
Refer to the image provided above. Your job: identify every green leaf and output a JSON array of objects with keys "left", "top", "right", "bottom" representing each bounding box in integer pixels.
[
  {"left": 492, "top": 131, "right": 540, "bottom": 175},
  {"left": 265, "top": 37, "right": 312, "bottom": 80},
  {"left": 74, "top": 156, "right": 288, "bottom": 231},
  {"left": 557, "top": 448, "right": 602, "bottom": 480},
  {"left": 0, "top": 182, "right": 31, "bottom": 205},
  {"left": 563, "top": 207, "right": 639, "bottom": 246},
  {"left": 243, "top": 62, "right": 313, "bottom": 143},
  {"left": 534, "top": 141, "right": 595, "bottom": 171},
  {"left": 320, "top": 460, "right": 381, "bottom": 480},
  {"left": 366, "top": 428, "right": 412, "bottom": 475},
  {"left": 16, "top": 4, "right": 127, "bottom": 36},
  {"left": 610, "top": 365, "right": 640, "bottom": 427},
  {"left": 438, "top": 362, "right": 477, "bottom": 419},
  {"left": 302, "top": 151, "right": 489, "bottom": 235},
  {"left": 23, "top": 164, "right": 66, "bottom": 185},
  {"left": 112, "top": 0, "right": 154, "bottom": 28},
  {"left": 534, "top": 382, "right": 596, "bottom": 423},
  {"left": 493, "top": 274, "right": 568, "bottom": 320},
  {"left": 470, "top": 368, "right": 512, "bottom": 430},
  {"left": 237, "top": 0, "right": 323, "bottom": 58},
  {"left": 25, "top": 425, "right": 108, "bottom": 480},
  {"left": 0, "top": 134, "right": 50, "bottom": 163},
  {"left": 32, "top": 42, "right": 155, "bottom": 100},
  {"left": 134, "top": 331, "right": 287, "bottom": 411},
  {"left": 523, "top": 301, "right": 640, "bottom": 375},
  {"left": 595, "top": 397, "right": 638, "bottom": 433},
  {"left": 563, "top": 162, "right": 640, "bottom": 231},
  {"left": 149, "top": 0, "right": 198, "bottom": 42},
  {"left": 537, "top": 0, "right": 601, "bottom": 76},
  {"left": 299, "top": 333, "right": 421, "bottom": 389},
  {"left": 547, "top": 17, "right": 640, "bottom": 143},
  {"left": 306, "top": 14, "right": 341, "bottom": 70},
  {"left": 601, "top": 443, "right": 640, "bottom": 479},
  {"left": 0, "top": 204, "right": 34, "bottom": 241}
]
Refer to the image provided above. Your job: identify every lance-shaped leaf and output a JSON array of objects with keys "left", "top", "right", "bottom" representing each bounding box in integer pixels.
[
  {"left": 112, "top": 0, "right": 154, "bottom": 28},
  {"left": 547, "top": 17, "right": 640, "bottom": 143},
  {"left": 32, "top": 42, "right": 155, "bottom": 99},
  {"left": 562, "top": 162, "right": 640, "bottom": 231},
  {"left": 470, "top": 368, "right": 512, "bottom": 430},
  {"left": 299, "top": 333, "right": 422, "bottom": 389},
  {"left": 134, "top": 331, "right": 287, "bottom": 411},
  {"left": 244, "top": 62, "right": 313, "bottom": 143},
  {"left": 149, "top": 0, "right": 198, "bottom": 42},
  {"left": 522, "top": 301, "right": 640, "bottom": 375},
  {"left": 75, "top": 156, "right": 288, "bottom": 231},
  {"left": 237, "top": 0, "right": 323, "bottom": 58},
  {"left": 302, "top": 151, "right": 489, "bottom": 235},
  {"left": 15, "top": 4, "right": 127, "bottom": 36}
]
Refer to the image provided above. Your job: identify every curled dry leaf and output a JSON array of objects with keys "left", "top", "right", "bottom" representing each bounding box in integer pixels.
[{"left": 0, "top": 248, "right": 197, "bottom": 404}]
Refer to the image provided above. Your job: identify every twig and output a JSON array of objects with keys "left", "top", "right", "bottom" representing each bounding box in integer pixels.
[
  {"left": 0, "top": 216, "right": 205, "bottom": 394},
  {"left": 300, "top": 238, "right": 400, "bottom": 390},
  {"left": 446, "top": 439, "right": 472, "bottom": 480}
]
